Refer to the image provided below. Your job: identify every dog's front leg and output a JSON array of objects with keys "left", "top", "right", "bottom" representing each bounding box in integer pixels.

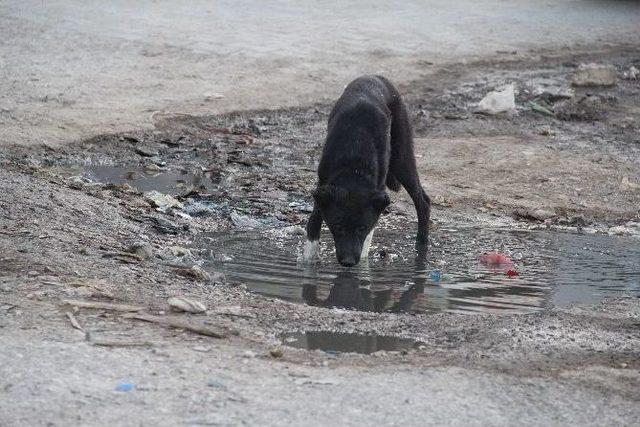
[
  {"left": 360, "top": 227, "right": 376, "bottom": 261},
  {"left": 302, "top": 204, "right": 323, "bottom": 262}
]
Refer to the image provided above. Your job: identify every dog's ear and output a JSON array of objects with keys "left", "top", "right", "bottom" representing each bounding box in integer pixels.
[
  {"left": 313, "top": 185, "right": 334, "bottom": 207},
  {"left": 371, "top": 191, "right": 390, "bottom": 212}
]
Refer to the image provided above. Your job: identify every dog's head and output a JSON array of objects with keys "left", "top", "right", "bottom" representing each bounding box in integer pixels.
[{"left": 313, "top": 185, "right": 390, "bottom": 267}]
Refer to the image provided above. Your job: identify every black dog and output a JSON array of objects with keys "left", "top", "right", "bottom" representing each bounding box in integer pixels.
[{"left": 304, "top": 75, "right": 430, "bottom": 266}]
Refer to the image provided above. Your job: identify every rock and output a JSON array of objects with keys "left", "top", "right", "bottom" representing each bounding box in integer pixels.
[
  {"left": 147, "top": 216, "right": 182, "bottom": 234},
  {"left": 513, "top": 208, "right": 555, "bottom": 222},
  {"left": 144, "top": 164, "right": 165, "bottom": 173},
  {"left": 269, "top": 348, "right": 284, "bottom": 358},
  {"left": 67, "top": 175, "right": 93, "bottom": 189},
  {"left": 167, "top": 296, "right": 207, "bottom": 313},
  {"left": 134, "top": 146, "right": 160, "bottom": 157},
  {"left": 476, "top": 84, "right": 516, "bottom": 115},
  {"left": 230, "top": 211, "right": 262, "bottom": 229},
  {"left": 204, "top": 93, "right": 225, "bottom": 101},
  {"left": 622, "top": 66, "right": 639, "bottom": 80},
  {"left": 168, "top": 246, "right": 193, "bottom": 258},
  {"left": 570, "top": 63, "right": 617, "bottom": 87},
  {"left": 144, "top": 190, "right": 184, "bottom": 211},
  {"left": 554, "top": 95, "right": 605, "bottom": 122},
  {"left": 175, "top": 265, "right": 211, "bottom": 282},
  {"left": 620, "top": 176, "right": 640, "bottom": 191},
  {"left": 182, "top": 200, "right": 215, "bottom": 217},
  {"left": 126, "top": 242, "right": 154, "bottom": 260}
]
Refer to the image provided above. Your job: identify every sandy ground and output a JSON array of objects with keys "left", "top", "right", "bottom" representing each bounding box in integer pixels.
[
  {"left": 2, "top": 49, "right": 640, "bottom": 425},
  {"left": 2, "top": 0, "right": 640, "bottom": 146},
  {"left": 1, "top": 2, "right": 640, "bottom": 426}
]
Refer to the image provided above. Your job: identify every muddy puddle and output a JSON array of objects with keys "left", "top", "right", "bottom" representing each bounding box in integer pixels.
[
  {"left": 281, "top": 331, "right": 422, "bottom": 354},
  {"left": 56, "top": 165, "right": 217, "bottom": 195},
  {"left": 199, "top": 227, "right": 640, "bottom": 315}
]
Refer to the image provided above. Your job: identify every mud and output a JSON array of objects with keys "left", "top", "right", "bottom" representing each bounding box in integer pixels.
[{"left": 1, "top": 51, "right": 640, "bottom": 425}]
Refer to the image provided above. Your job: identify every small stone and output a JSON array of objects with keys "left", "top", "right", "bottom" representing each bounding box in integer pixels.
[
  {"left": 169, "top": 246, "right": 192, "bottom": 257},
  {"left": 204, "top": 93, "right": 225, "bottom": 101},
  {"left": 571, "top": 63, "right": 617, "bottom": 87},
  {"left": 135, "top": 146, "right": 160, "bottom": 157},
  {"left": 207, "top": 380, "right": 226, "bottom": 389},
  {"left": 127, "top": 242, "right": 153, "bottom": 260},
  {"left": 144, "top": 190, "right": 184, "bottom": 211},
  {"left": 167, "top": 296, "right": 207, "bottom": 313},
  {"left": 144, "top": 164, "right": 165, "bottom": 173},
  {"left": 622, "top": 66, "right": 639, "bottom": 80},
  {"left": 269, "top": 348, "right": 284, "bottom": 358},
  {"left": 175, "top": 265, "right": 211, "bottom": 282}
]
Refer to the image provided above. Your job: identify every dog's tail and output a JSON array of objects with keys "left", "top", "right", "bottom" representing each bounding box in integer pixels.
[{"left": 386, "top": 173, "right": 401, "bottom": 192}]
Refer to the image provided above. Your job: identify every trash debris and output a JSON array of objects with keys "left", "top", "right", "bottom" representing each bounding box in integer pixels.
[
  {"left": 63, "top": 300, "right": 145, "bottom": 312},
  {"left": 123, "top": 313, "right": 233, "bottom": 338},
  {"left": 88, "top": 332, "right": 154, "bottom": 347},
  {"left": 65, "top": 311, "right": 83, "bottom": 331},
  {"left": 144, "top": 190, "right": 184, "bottom": 211},
  {"left": 102, "top": 250, "right": 143, "bottom": 264},
  {"left": 620, "top": 176, "right": 640, "bottom": 191},
  {"left": 428, "top": 270, "right": 441, "bottom": 282},
  {"left": 204, "top": 93, "right": 225, "bottom": 101},
  {"left": 528, "top": 101, "right": 554, "bottom": 116},
  {"left": 147, "top": 216, "right": 183, "bottom": 234},
  {"left": 479, "top": 252, "right": 514, "bottom": 268},
  {"left": 476, "top": 84, "right": 516, "bottom": 115},
  {"left": 207, "top": 380, "right": 226, "bottom": 389},
  {"left": 174, "top": 265, "right": 211, "bottom": 282},
  {"left": 115, "top": 381, "right": 135, "bottom": 392},
  {"left": 126, "top": 242, "right": 154, "bottom": 260},
  {"left": 167, "top": 296, "right": 207, "bottom": 314},
  {"left": 506, "top": 269, "right": 519, "bottom": 278},
  {"left": 554, "top": 95, "right": 607, "bottom": 121},
  {"left": 269, "top": 348, "right": 284, "bottom": 358},
  {"left": 513, "top": 208, "right": 555, "bottom": 222},
  {"left": 134, "top": 146, "right": 160, "bottom": 157},
  {"left": 571, "top": 63, "right": 617, "bottom": 87},
  {"left": 230, "top": 211, "right": 263, "bottom": 229},
  {"left": 622, "top": 66, "right": 639, "bottom": 81}
]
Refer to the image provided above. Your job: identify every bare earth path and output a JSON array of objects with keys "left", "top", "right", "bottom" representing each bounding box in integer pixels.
[{"left": 2, "top": 0, "right": 640, "bottom": 146}]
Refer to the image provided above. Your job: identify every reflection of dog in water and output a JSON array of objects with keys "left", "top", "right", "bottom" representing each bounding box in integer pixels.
[{"left": 302, "top": 271, "right": 424, "bottom": 313}]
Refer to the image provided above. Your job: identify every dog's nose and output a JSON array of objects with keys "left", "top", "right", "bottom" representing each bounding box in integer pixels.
[{"left": 338, "top": 255, "right": 358, "bottom": 267}]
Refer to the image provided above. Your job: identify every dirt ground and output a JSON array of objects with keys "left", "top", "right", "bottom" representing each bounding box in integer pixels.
[
  {"left": 1, "top": 50, "right": 640, "bottom": 425},
  {"left": 3, "top": 0, "right": 640, "bottom": 147}
]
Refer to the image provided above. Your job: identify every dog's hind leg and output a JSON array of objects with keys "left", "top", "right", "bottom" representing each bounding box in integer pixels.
[
  {"left": 302, "top": 204, "right": 323, "bottom": 262},
  {"left": 386, "top": 173, "right": 401, "bottom": 192},
  {"left": 387, "top": 95, "right": 431, "bottom": 249}
]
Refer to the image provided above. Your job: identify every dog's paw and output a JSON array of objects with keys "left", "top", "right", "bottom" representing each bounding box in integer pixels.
[{"left": 299, "top": 239, "right": 320, "bottom": 263}]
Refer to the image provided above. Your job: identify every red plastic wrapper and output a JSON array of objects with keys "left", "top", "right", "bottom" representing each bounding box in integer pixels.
[
  {"left": 479, "top": 251, "right": 514, "bottom": 267},
  {"left": 505, "top": 269, "right": 519, "bottom": 278}
]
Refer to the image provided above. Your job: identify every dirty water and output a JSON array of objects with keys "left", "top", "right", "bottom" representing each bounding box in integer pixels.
[
  {"left": 200, "top": 227, "right": 640, "bottom": 315},
  {"left": 281, "top": 331, "right": 422, "bottom": 355},
  {"left": 58, "top": 165, "right": 217, "bottom": 195}
]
